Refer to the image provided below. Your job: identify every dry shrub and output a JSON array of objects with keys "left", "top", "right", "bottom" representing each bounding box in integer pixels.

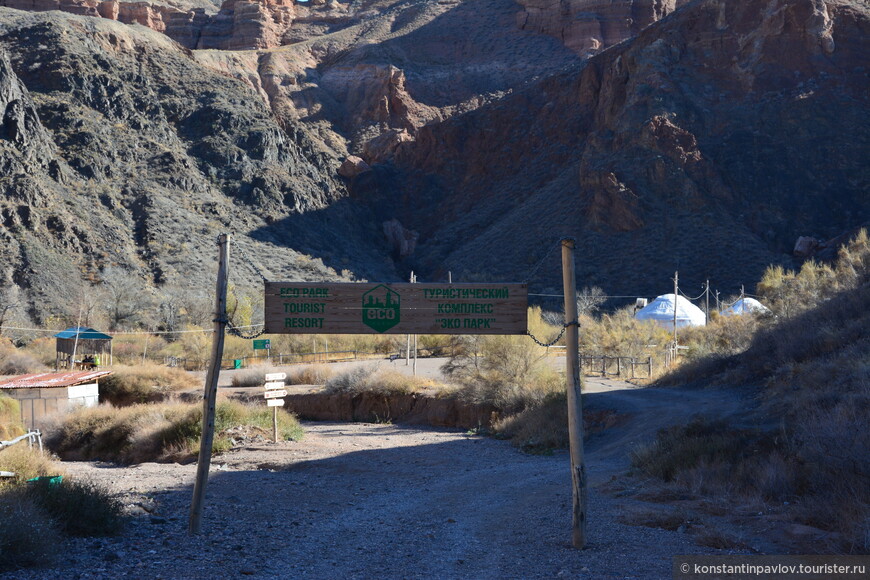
[
  {"left": 26, "top": 477, "right": 124, "bottom": 537},
  {"left": 0, "top": 445, "right": 65, "bottom": 486},
  {"left": 493, "top": 392, "right": 568, "bottom": 451},
  {"left": 324, "top": 367, "right": 435, "bottom": 396},
  {"left": 46, "top": 400, "right": 303, "bottom": 464},
  {"left": 19, "top": 337, "right": 56, "bottom": 367},
  {"left": 99, "top": 364, "right": 200, "bottom": 406},
  {"left": 285, "top": 364, "right": 335, "bottom": 385},
  {"left": 0, "top": 350, "right": 45, "bottom": 375},
  {"left": 0, "top": 395, "right": 24, "bottom": 440},
  {"left": 230, "top": 365, "right": 269, "bottom": 388},
  {"left": 452, "top": 334, "right": 562, "bottom": 412},
  {"left": 0, "top": 489, "right": 60, "bottom": 571}
]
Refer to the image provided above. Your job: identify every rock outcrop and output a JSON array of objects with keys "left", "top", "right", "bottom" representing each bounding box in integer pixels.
[
  {"left": 516, "top": 0, "right": 689, "bottom": 56},
  {"left": 364, "top": 0, "right": 870, "bottom": 296}
]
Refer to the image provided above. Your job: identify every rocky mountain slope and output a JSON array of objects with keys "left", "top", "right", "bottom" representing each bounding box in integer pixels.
[
  {"left": 359, "top": 0, "right": 870, "bottom": 296},
  {"left": 0, "top": 0, "right": 867, "bottom": 327}
]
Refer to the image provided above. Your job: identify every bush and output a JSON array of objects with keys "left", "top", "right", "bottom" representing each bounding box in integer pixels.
[
  {"left": 0, "top": 445, "right": 65, "bottom": 486},
  {"left": 230, "top": 366, "right": 267, "bottom": 389},
  {"left": 99, "top": 364, "right": 200, "bottom": 406},
  {"left": 285, "top": 364, "right": 335, "bottom": 385},
  {"left": 0, "top": 395, "right": 24, "bottom": 440},
  {"left": 47, "top": 400, "right": 304, "bottom": 464},
  {"left": 26, "top": 477, "right": 124, "bottom": 537},
  {"left": 324, "top": 367, "right": 435, "bottom": 396},
  {"left": 0, "top": 351, "right": 45, "bottom": 375},
  {"left": 0, "top": 489, "right": 60, "bottom": 571}
]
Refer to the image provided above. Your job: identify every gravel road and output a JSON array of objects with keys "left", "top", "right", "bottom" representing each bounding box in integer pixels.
[{"left": 9, "top": 379, "right": 750, "bottom": 579}]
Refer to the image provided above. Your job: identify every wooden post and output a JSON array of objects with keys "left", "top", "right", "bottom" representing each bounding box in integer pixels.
[
  {"left": 189, "top": 233, "right": 231, "bottom": 536},
  {"left": 672, "top": 271, "right": 679, "bottom": 365},
  {"left": 705, "top": 279, "right": 710, "bottom": 324},
  {"left": 561, "top": 238, "right": 586, "bottom": 549},
  {"left": 272, "top": 406, "right": 278, "bottom": 444}
]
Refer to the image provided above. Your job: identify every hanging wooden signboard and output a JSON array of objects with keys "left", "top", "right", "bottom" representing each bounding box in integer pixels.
[{"left": 264, "top": 282, "right": 528, "bottom": 335}]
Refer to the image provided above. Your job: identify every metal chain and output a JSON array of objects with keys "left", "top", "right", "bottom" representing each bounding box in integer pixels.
[
  {"left": 231, "top": 235, "right": 271, "bottom": 282},
  {"left": 215, "top": 316, "right": 266, "bottom": 340},
  {"left": 526, "top": 320, "right": 576, "bottom": 347}
]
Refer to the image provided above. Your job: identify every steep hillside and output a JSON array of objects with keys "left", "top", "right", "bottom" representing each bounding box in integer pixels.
[
  {"left": 358, "top": 0, "right": 869, "bottom": 296},
  {"left": 0, "top": 9, "right": 395, "bottom": 325},
  {"left": 0, "top": 0, "right": 867, "bottom": 328}
]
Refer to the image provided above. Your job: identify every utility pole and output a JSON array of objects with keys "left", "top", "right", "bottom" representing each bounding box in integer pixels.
[
  {"left": 411, "top": 271, "right": 418, "bottom": 376},
  {"left": 189, "top": 233, "right": 230, "bottom": 535},
  {"left": 406, "top": 271, "right": 414, "bottom": 366},
  {"left": 561, "top": 238, "right": 586, "bottom": 549},
  {"left": 705, "top": 279, "right": 710, "bottom": 324},
  {"left": 672, "top": 271, "right": 679, "bottom": 349}
]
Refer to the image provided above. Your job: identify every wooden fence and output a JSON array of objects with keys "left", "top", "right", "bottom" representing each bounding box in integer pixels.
[{"left": 163, "top": 350, "right": 359, "bottom": 370}]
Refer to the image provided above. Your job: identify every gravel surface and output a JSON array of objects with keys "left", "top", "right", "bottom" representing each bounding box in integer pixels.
[{"left": 8, "top": 380, "right": 749, "bottom": 579}]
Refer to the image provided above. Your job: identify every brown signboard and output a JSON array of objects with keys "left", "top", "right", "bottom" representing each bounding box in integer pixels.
[{"left": 264, "top": 282, "right": 528, "bottom": 335}]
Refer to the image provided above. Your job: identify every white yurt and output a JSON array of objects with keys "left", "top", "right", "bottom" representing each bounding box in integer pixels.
[
  {"left": 720, "top": 297, "right": 770, "bottom": 317},
  {"left": 635, "top": 294, "right": 706, "bottom": 329}
]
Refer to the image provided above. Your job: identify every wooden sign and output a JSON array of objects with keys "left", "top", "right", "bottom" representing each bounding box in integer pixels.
[
  {"left": 264, "top": 283, "right": 528, "bottom": 335},
  {"left": 264, "top": 389, "right": 288, "bottom": 399},
  {"left": 263, "top": 381, "right": 285, "bottom": 390},
  {"left": 264, "top": 373, "right": 286, "bottom": 382},
  {"left": 266, "top": 399, "right": 284, "bottom": 407}
]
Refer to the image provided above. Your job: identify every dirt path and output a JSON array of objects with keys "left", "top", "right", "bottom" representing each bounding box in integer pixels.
[{"left": 13, "top": 379, "right": 753, "bottom": 579}]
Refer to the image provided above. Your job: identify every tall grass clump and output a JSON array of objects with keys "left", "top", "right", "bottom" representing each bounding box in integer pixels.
[
  {"left": 286, "top": 364, "right": 335, "bottom": 385},
  {"left": 0, "top": 395, "right": 24, "bottom": 440},
  {"left": 47, "top": 400, "right": 304, "bottom": 464},
  {"left": 26, "top": 477, "right": 124, "bottom": 537},
  {"left": 0, "top": 338, "right": 46, "bottom": 375},
  {"left": 0, "top": 445, "right": 65, "bottom": 486},
  {"left": 0, "top": 490, "right": 60, "bottom": 571},
  {"left": 324, "top": 366, "right": 435, "bottom": 396},
  {"left": 99, "top": 364, "right": 200, "bottom": 406}
]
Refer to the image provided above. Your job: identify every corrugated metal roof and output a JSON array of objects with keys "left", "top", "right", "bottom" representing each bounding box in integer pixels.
[
  {"left": 54, "top": 327, "right": 112, "bottom": 340},
  {"left": 0, "top": 371, "right": 113, "bottom": 389}
]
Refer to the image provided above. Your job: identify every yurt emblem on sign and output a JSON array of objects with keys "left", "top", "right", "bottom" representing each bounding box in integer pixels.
[{"left": 362, "top": 285, "right": 401, "bottom": 333}]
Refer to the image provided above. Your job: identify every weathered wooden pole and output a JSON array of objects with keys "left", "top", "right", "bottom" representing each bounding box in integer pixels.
[
  {"left": 189, "top": 233, "right": 231, "bottom": 535},
  {"left": 561, "top": 238, "right": 586, "bottom": 549}
]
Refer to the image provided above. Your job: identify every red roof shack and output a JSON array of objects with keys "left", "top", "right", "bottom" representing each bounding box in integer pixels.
[{"left": 0, "top": 370, "right": 112, "bottom": 430}]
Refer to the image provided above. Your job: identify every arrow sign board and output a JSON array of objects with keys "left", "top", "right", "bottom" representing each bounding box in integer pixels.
[
  {"left": 266, "top": 399, "right": 284, "bottom": 407},
  {"left": 264, "top": 373, "right": 286, "bottom": 382},
  {"left": 263, "top": 381, "right": 285, "bottom": 390},
  {"left": 264, "top": 389, "right": 288, "bottom": 399}
]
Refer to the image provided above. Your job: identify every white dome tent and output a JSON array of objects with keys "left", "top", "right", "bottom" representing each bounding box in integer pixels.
[
  {"left": 634, "top": 294, "right": 706, "bottom": 330},
  {"left": 720, "top": 297, "right": 770, "bottom": 317}
]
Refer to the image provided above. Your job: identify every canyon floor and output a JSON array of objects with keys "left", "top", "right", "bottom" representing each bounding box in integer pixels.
[{"left": 7, "top": 377, "right": 765, "bottom": 579}]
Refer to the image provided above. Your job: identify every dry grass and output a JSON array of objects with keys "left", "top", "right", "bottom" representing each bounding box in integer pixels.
[
  {"left": 99, "top": 364, "right": 200, "bottom": 406},
  {"left": 0, "top": 338, "right": 46, "bottom": 375},
  {"left": 0, "top": 445, "right": 66, "bottom": 486},
  {"left": 230, "top": 366, "right": 268, "bottom": 389},
  {"left": 0, "top": 395, "right": 25, "bottom": 440},
  {"left": 324, "top": 367, "right": 435, "bottom": 396},
  {"left": 0, "top": 490, "right": 60, "bottom": 571},
  {"left": 46, "top": 400, "right": 303, "bottom": 464},
  {"left": 285, "top": 364, "right": 335, "bottom": 385}
]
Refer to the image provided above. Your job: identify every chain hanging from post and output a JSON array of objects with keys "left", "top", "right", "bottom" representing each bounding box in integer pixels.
[
  {"left": 523, "top": 237, "right": 575, "bottom": 347},
  {"left": 526, "top": 321, "right": 575, "bottom": 347},
  {"left": 224, "top": 234, "right": 270, "bottom": 339}
]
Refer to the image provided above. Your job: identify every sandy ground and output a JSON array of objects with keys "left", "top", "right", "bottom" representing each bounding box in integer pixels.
[{"left": 7, "top": 377, "right": 756, "bottom": 579}]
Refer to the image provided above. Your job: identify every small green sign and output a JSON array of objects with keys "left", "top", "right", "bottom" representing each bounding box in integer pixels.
[
  {"left": 253, "top": 339, "right": 271, "bottom": 350},
  {"left": 362, "top": 285, "right": 401, "bottom": 333}
]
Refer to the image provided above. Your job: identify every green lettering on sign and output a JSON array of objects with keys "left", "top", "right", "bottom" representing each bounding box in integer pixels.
[{"left": 362, "top": 285, "right": 400, "bottom": 333}]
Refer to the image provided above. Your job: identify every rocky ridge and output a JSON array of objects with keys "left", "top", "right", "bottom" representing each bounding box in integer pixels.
[{"left": 360, "top": 0, "right": 869, "bottom": 296}]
